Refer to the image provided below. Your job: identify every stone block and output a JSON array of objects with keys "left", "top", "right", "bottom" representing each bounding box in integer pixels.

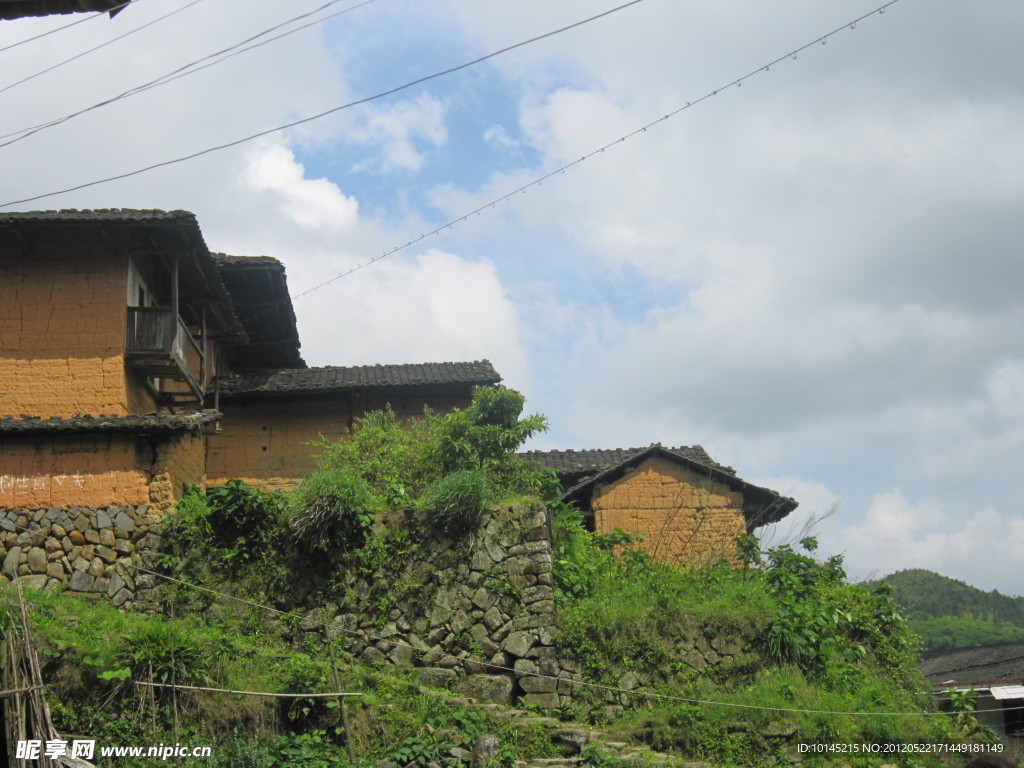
[
  {"left": 452, "top": 674, "right": 514, "bottom": 705},
  {"left": 27, "top": 547, "right": 47, "bottom": 573},
  {"left": 68, "top": 571, "right": 95, "bottom": 592},
  {"left": 520, "top": 692, "right": 559, "bottom": 709},
  {"left": 501, "top": 630, "right": 536, "bottom": 658},
  {"left": 519, "top": 675, "right": 557, "bottom": 694},
  {"left": 3, "top": 547, "right": 22, "bottom": 579},
  {"left": 417, "top": 667, "right": 457, "bottom": 689}
]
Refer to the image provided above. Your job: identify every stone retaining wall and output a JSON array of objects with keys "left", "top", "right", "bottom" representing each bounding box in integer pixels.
[{"left": 0, "top": 505, "right": 163, "bottom": 609}]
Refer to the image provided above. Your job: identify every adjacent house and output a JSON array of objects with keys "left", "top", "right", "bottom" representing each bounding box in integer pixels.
[
  {"left": 523, "top": 444, "right": 797, "bottom": 565},
  {"left": 922, "top": 642, "right": 1024, "bottom": 740},
  {"left": 0, "top": 209, "right": 497, "bottom": 595}
]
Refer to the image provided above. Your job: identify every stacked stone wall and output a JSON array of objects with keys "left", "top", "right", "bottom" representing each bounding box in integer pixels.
[
  {"left": 593, "top": 456, "right": 747, "bottom": 566},
  {"left": 292, "top": 505, "right": 561, "bottom": 707},
  {"left": 0, "top": 505, "right": 164, "bottom": 610}
]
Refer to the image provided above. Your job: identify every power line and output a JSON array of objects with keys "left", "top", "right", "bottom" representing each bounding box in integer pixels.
[
  {"left": 0, "top": 0, "right": 648, "bottom": 209},
  {"left": 0, "top": 0, "right": 209, "bottom": 97},
  {"left": 0, "top": 0, "right": 138, "bottom": 56},
  {"left": 290, "top": 0, "right": 901, "bottom": 299},
  {"left": 0, "top": 0, "right": 378, "bottom": 146}
]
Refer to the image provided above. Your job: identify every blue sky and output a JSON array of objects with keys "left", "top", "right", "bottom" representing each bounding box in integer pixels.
[{"left": 1, "top": 0, "right": 1022, "bottom": 594}]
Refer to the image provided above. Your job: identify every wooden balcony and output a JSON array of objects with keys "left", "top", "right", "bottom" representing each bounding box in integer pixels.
[{"left": 125, "top": 307, "right": 206, "bottom": 404}]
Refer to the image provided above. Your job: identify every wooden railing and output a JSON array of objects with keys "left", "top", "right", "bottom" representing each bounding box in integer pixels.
[{"left": 125, "top": 307, "right": 205, "bottom": 399}]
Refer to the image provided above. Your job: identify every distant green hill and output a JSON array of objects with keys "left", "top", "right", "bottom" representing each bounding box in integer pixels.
[{"left": 873, "top": 569, "right": 1024, "bottom": 651}]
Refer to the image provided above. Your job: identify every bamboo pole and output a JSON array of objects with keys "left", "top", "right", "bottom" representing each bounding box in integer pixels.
[
  {"left": 322, "top": 608, "right": 357, "bottom": 764},
  {"left": 133, "top": 682, "right": 361, "bottom": 698}
]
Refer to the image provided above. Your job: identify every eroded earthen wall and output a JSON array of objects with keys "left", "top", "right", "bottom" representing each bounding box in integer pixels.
[
  {"left": 205, "top": 399, "right": 352, "bottom": 489},
  {"left": 0, "top": 243, "right": 134, "bottom": 418},
  {"left": 0, "top": 432, "right": 204, "bottom": 511},
  {"left": 149, "top": 432, "right": 206, "bottom": 513},
  {"left": 592, "top": 456, "right": 747, "bottom": 566},
  {"left": 207, "top": 392, "right": 473, "bottom": 490},
  {"left": 0, "top": 435, "right": 152, "bottom": 508}
]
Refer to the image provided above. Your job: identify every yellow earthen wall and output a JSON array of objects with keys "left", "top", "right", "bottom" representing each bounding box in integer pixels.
[
  {"left": 205, "top": 399, "right": 352, "bottom": 490},
  {"left": 0, "top": 435, "right": 151, "bottom": 508},
  {"left": 149, "top": 432, "right": 206, "bottom": 514},
  {"left": 0, "top": 244, "right": 133, "bottom": 418},
  {"left": 592, "top": 456, "right": 748, "bottom": 566},
  {"left": 206, "top": 392, "right": 473, "bottom": 490}
]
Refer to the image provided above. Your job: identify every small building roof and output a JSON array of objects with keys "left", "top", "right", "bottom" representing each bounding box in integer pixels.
[
  {"left": 0, "top": 411, "right": 221, "bottom": 435},
  {"left": 219, "top": 360, "right": 502, "bottom": 399},
  {"left": 0, "top": 0, "right": 129, "bottom": 19},
  {"left": 0, "top": 208, "right": 245, "bottom": 341},
  {"left": 922, "top": 642, "right": 1024, "bottom": 689},
  {"left": 523, "top": 444, "right": 798, "bottom": 527},
  {"left": 213, "top": 254, "right": 305, "bottom": 370}
]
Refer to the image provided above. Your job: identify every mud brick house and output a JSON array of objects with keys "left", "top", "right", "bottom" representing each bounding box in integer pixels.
[
  {"left": 0, "top": 0, "right": 130, "bottom": 20},
  {"left": 522, "top": 444, "right": 797, "bottom": 565},
  {"left": 0, "top": 209, "right": 498, "bottom": 596}
]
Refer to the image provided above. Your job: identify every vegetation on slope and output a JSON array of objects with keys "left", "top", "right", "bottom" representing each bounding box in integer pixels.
[
  {"left": 550, "top": 510, "right": 990, "bottom": 766},
  {"left": 873, "top": 569, "right": 1024, "bottom": 651},
  {"left": 2, "top": 391, "right": 998, "bottom": 767}
]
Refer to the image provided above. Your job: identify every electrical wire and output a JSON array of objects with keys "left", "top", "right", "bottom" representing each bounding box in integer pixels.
[
  {"left": 0, "top": 0, "right": 377, "bottom": 146},
  {"left": 0, "top": 0, "right": 648, "bottom": 208},
  {"left": 0, "top": 0, "right": 209, "bottom": 97},
  {"left": 290, "top": 0, "right": 901, "bottom": 299},
  {"left": 0, "top": 0, "right": 138, "bottom": 56}
]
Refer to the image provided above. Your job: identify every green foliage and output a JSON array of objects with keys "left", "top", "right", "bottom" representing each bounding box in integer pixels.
[
  {"left": 433, "top": 387, "right": 548, "bottom": 492},
  {"left": 118, "top": 621, "right": 215, "bottom": 686},
  {"left": 314, "top": 405, "right": 439, "bottom": 505},
  {"left": 290, "top": 466, "right": 383, "bottom": 552},
  {"left": 875, "top": 568, "right": 1024, "bottom": 651},
  {"left": 169, "top": 481, "right": 290, "bottom": 570},
  {"left": 419, "top": 468, "right": 492, "bottom": 533}
]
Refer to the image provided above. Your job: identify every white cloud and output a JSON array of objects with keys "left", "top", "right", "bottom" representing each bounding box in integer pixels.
[
  {"left": 349, "top": 93, "right": 448, "bottom": 173},
  {"left": 240, "top": 142, "right": 359, "bottom": 232},
  {"left": 839, "top": 489, "right": 1024, "bottom": 594},
  {"left": 295, "top": 249, "right": 529, "bottom": 393}
]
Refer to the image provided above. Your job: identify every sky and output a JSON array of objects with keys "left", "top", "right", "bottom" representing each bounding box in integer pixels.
[{"left": 1, "top": 0, "right": 1022, "bottom": 595}]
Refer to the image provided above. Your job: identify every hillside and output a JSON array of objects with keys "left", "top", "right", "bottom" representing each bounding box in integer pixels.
[{"left": 877, "top": 569, "right": 1024, "bottom": 651}]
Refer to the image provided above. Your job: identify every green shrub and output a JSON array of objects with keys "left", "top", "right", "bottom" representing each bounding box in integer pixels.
[
  {"left": 419, "top": 469, "right": 491, "bottom": 533},
  {"left": 291, "top": 467, "right": 383, "bottom": 552}
]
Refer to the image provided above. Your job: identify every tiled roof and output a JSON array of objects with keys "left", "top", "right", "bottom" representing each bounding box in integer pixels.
[
  {"left": 520, "top": 445, "right": 734, "bottom": 477},
  {"left": 922, "top": 642, "right": 1024, "bottom": 688},
  {"left": 523, "top": 444, "right": 797, "bottom": 526},
  {"left": 0, "top": 208, "right": 188, "bottom": 223},
  {"left": 0, "top": 0, "right": 130, "bottom": 19},
  {"left": 0, "top": 209, "right": 245, "bottom": 341},
  {"left": 219, "top": 361, "right": 501, "bottom": 398},
  {"left": 213, "top": 253, "right": 305, "bottom": 370},
  {"left": 0, "top": 411, "right": 221, "bottom": 435}
]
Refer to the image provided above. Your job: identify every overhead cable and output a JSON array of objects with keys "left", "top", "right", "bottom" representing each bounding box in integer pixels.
[
  {"left": 0, "top": 0, "right": 648, "bottom": 208},
  {"left": 291, "top": 0, "right": 901, "bottom": 298},
  {"left": 0, "top": 0, "right": 209, "bottom": 97},
  {"left": 0, "top": 0, "right": 377, "bottom": 145},
  {"left": 0, "top": 0, "right": 137, "bottom": 56}
]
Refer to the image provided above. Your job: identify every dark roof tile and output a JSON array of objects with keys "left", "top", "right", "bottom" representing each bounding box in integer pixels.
[
  {"left": 0, "top": 411, "right": 220, "bottom": 435},
  {"left": 220, "top": 361, "right": 501, "bottom": 398}
]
